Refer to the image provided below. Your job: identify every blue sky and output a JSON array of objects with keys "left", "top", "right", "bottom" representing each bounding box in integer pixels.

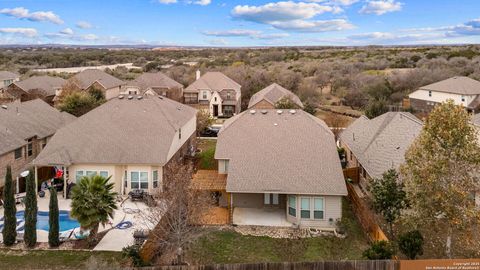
[{"left": 1, "top": 0, "right": 480, "bottom": 46}]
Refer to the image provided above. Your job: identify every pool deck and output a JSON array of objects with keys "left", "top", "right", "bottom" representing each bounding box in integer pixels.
[{"left": 0, "top": 193, "right": 152, "bottom": 251}]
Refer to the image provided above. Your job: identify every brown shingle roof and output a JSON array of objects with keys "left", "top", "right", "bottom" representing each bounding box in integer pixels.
[
  {"left": 0, "top": 71, "right": 19, "bottom": 81},
  {"left": 419, "top": 76, "right": 480, "bottom": 95},
  {"left": 339, "top": 112, "right": 423, "bottom": 179},
  {"left": 185, "top": 72, "right": 241, "bottom": 94},
  {"left": 215, "top": 109, "right": 347, "bottom": 196},
  {"left": 248, "top": 83, "right": 303, "bottom": 108},
  {"left": 128, "top": 72, "right": 183, "bottom": 91},
  {"left": 73, "top": 69, "right": 125, "bottom": 90},
  {"left": 13, "top": 75, "right": 66, "bottom": 96},
  {"left": 0, "top": 99, "right": 75, "bottom": 154},
  {"left": 34, "top": 96, "right": 196, "bottom": 166}
]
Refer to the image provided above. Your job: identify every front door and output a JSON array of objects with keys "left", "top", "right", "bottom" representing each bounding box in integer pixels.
[{"left": 213, "top": 105, "right": 219, "bottom": 117}]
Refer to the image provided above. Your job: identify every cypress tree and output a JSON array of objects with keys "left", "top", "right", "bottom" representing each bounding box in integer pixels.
[
  {"left": 48, "top": 188, "right": 60, "bottom": 247},
  {"left": 2, "top": 166, "right": 17, "bottom": 246},
  {"left": 24, "top": 170, "right": 37, "bottom": 247}
]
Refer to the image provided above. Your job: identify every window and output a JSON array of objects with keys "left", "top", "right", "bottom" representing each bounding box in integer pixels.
[
  {"left": 272, "top": 194, "right": 279, "bottom": 205},
  {"left": 264, "top": 193, "right": 270, "bottom": 204},
  {"left": 14, "top": 148, "right": 22, "bottom": 159},
  {"left": 27, "top": 138, "right": 33, "bottom": 157},
  {"left": 288, "top": 196, "right": 296, "bottom": 217},
  {"left": 214, "top": 97, "right": 217, "bottom": 102},
  {"left": 202, "top": 91, "right": 207, "bottom": 99},
  {"left": 314, "top": 198, "right": 324, "bottom": 219},
  {"left": 301, "top": 198, "right": 311, "bottom": 219},
  {"left": 153, "top": 170, "right": 158, "bottom": 188},
  {"left": 128, "top": 90, "right": 137, "bottom": 95},
  {"left": 41, "top": 138, "right": 47, "bottom": 149},
  {"left": 86, "top": 171, "right": 96, "bottom": 177},
  {"left": 99, "top": 171, "right": 109, "bottom": 178},
  {"left": 428, "top": 91, "right": 432, "bottom": 97},
  {"left": 75, "top": 170, "right": 85, "bottom": 183},
  {"left": 264, "top": 193, "right": 279, "bottom": 205},
  {"left": 131, "top": 171, "right": 148, "bottom": 190},
  {"left": 179, "top": 128, "right": 182, "bottom": 139},
  {"left": 224, "top": 160, "right": 229, "bottom": 173}
]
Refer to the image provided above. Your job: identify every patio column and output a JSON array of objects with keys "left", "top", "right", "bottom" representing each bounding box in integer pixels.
[
  {"left": 63, "top": 166, "right": 67, "bottom": 198},
  {"left": 34, "top": 166, "right": 38, "bottom": 195},
  {"left": 16, "top": 177, "right": 19, "bottom": 194}
]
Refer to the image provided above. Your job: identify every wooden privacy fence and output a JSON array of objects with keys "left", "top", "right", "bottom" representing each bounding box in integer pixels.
[
  {"left": 343, "top": 167, "right": 360, "bottom": 184},
  {"left": 141, "top": 260, "right": 399, "bottom": 270},
  {"left": 346, "top": 183, "right": 389, "bottom": 242}
]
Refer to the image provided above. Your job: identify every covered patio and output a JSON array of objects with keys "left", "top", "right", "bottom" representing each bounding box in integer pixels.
[{"left": 233, "top": 208, "right": 293, "bottom": 227}]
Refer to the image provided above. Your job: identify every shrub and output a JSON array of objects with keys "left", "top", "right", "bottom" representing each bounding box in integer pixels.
[
  {"left": 24, "top": 170, "right": 37, "bottom": 248},
  {"left": 362, "top": 241, "right": 395, "bottom": 260},
  {"left": 49, "top": 188, "right": 60, "bottom": 247},
  {"left": 398, "top": 230, "right": 424, "bottom": 259},
  {"left": 2, "top": 166, "right": 16, "bottom": 246},
  {"left": 122, "top": 244, "right": 147, "bottom": 267}
]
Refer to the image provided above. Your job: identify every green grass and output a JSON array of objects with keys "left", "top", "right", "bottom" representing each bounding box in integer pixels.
[
  {"left": 197, "top": 139, "right": 217, "bottom": 170},
  {"left": 0, "top": 249, "right": 127, "bottom": 269},
  {"left": 186, "top": 198, "right": 369, "bottom": 264}
]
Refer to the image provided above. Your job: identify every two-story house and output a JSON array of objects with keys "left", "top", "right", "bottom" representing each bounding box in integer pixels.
[
  {"left": 184, "top": 71, "right": 241, "bottom": 117},
  {"left": 248, "top": 83, "right": 303, "bottom": 109},
  {"left": 5, "top": 75, "right": 66, "bottom": 105},
  {"left": 122, "top": 71, "right": 184, "bottom": 102},
  {"left": 408, "top": 76, "right": 480, "bottom": 113},
  {"left": 34, "top": 95, "right": 197, "bottom": 197},
  {"left": 0, "top": 99, "right": 75, "bottom": 193}
]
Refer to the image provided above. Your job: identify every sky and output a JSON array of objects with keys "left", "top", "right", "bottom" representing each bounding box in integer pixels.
[{"left": 1, "top": 0, "right": 480, "bottom": 46}]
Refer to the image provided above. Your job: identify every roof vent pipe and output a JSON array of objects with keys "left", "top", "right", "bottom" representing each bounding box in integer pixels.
[
  {"left": 289, "top": 109, "right": 296, "bottom": 114},
  {"left": 249, "top": 110, "right": 256, "bottom": 115},
  {"left": 277, "top": 110, "right": 283, "bottom": 114},
  {"left": 137, "top": 96, "right": 143, "bottom": 100},
  {"left": 127, "top": 95, "right": 133, "bottom": 100},
  {"left": 118, "top": 95, "right": 124, "bottom": 99},
  {"left": 261, "top": 110, "right": 267, "bottom": 114},
  {"left": 1, "top": 105, "right": 7, "bottom": 110}
]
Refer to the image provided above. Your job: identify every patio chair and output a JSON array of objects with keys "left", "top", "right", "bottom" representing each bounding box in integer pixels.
[{"left": 128, "top": 189, "right": 145, "bottom": 201}]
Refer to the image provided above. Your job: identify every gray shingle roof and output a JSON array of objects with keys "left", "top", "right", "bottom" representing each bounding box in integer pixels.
[
  {"left": 248, "top": 83, "right": 303, "bottom": 108},
  {"left": 128, "top": 72, "right": 183, "bottom": 92},
  {"left": 34, "top": 96, "right": 196, "bottom": 166},
  {"left": 215, "top": 109, "right": 347, "bottom": 196},
  {"left": 185, "top": 72, "right": 241, "bottom": 94},
  {"left": 0, "top": 99, "right": 75, "bottom": 155},
  {"left": 73, "top": 69, "right": 125, "bottom": 90},
  {"left": 472, "top": 113, "right": 480, "bottom": 126},
  {"left": 419, "top": 76, "right": 480, "bottom": 95},
  {"left": 339, "top": 112, "right": 423, "bottom": 179},
  {"left": 0, "top": 71, "right": 19, "bottom": 81},
  {"left": 14, "top": 75, "right": 66, "bottom": 96}
]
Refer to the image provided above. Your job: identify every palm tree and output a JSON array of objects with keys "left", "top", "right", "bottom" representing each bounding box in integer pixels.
[{"left": 70, "top": 175, "right": 118, "bottom": 241}]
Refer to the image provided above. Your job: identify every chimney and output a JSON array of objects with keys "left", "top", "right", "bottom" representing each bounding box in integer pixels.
[{"left": 196, "top": 70, "right": 201, "bottom": 80}]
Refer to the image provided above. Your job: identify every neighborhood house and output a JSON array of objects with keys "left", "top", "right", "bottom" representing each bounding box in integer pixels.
[
  {"left": 71, "top": 69, "right": 126, "bottom": 100},
  {"left": 122, "top": 71, "right": 184, "bottom": 102},
  {"left": 248, "top": 83, "right": 303, "bottom": 109},
  {"left": 209, "top": 109, "right": 347, "bottom": 229},
  {"left": 0, "top": 99, "right": 75, "bottom": 192},
  {"left": 4, "top": 75, "right": 66, "bottom": 105},
  {"left": 33, "top": 95, "right": 197, "bottom": 196},
  {"left": 184, "top": 71, "right": 241, "bottom": 117}
]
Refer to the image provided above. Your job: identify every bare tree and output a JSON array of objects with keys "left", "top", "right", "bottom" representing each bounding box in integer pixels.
[{"left": 140, "top": 160, "right": 213, "bottom": 264}]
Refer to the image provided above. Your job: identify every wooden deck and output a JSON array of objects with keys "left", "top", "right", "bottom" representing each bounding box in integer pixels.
[
  {"left": 196, "top": 207, "right": 230, "bottom": 225},
  {"left": 191, "top": 170, "right": 227, "bottom": 191}
]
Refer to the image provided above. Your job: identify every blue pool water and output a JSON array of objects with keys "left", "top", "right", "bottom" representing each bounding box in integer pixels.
[{"left": 1, "top": 210, "right": 80, "bottom": 232}]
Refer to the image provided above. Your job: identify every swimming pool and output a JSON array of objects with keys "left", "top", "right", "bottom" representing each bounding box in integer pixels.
[{"left": 0, "top": 210, "right": 80, "bottom": 232}]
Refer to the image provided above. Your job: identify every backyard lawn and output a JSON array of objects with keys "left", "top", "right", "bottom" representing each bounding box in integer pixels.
[
  {"left": 0, "top": 249, "right": 128, "bottom": 269},
  {"left": 186, "top": 198, "right": 369, "bottom": 264},
  {"left": 197, "top": 139, "right": 217, "bottom": 170}
]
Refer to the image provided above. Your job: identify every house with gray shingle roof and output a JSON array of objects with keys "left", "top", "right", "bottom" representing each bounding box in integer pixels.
[
  {"left": 34, "top": 95, "right": 197, "bottom": 196},
  {"left": 5, "top": 75, "right": 66, "bottom": 104},
  {"left": 212, "top": 109, "right": 347, "bottom": 229},
  {"left": 71, "top": 69, "right": 126, "bottom": 100},
  {"left": 184, "top": 71, "right": 241, "bottom": 117},
  {"left": 248, "top": 83, "right": 303, "bottom": 109},
  {"left": 122, "top": 72, "right": 184, "bottom": 102},
  {"left": 0, "top": 71, "right": 19, "bottom": 88},
  {"left": 408, "top": 76, "right": 480, "bottom": 113},
  {"left": 339, "top": 112, "right": 423, "bottom": 190},
  {"left": 0, "top": 99, "right": 75, "bottom": 191}
]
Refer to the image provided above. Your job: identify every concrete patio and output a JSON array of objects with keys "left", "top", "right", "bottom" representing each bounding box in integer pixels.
[{"left": 232, "top": 207, "right": 293, "bottom": 227}]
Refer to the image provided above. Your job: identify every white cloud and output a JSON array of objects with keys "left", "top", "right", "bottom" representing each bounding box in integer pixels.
[
  {"left": 359, "top": 0, "right": 402, "bottom": 15},
  {"left": 76, "top": 21, "right": 93, "bottom": 29},
  {"left": 232, "top": 1, "right": 340, "bottom": 23},
  {"left": 271, "top": 19, "right": 354, "bottom": 32},
  {"left": 208, "top": 38, "right": 228, "bottom": 45},
  {"left": 194, "top": 0, "right": 211, "bottom": 5},
  {"left": 307, "top": 0, "right": 359, "bottom": 6},
  {"left": 159, "top": 0, "right": 210, "bottom": 5},
  {"left": 0, "top": 27, "right": 38, "bottom": 37},
  {"left": 158, "top": 0, "right": 178, "bottom": 3},
  {"left": 60, "top": 28, "right": 74, "bottom": 35},
  {"left": 0, "top": 7, "right": 63, "bottom": 24},
  {"left": 202, "top": 29, "right": 289, "bottom": 40}
]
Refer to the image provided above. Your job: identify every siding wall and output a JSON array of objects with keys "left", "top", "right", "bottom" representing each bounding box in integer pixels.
[{"left": 408, "top": 89, "right": 476, "bottom": 108}]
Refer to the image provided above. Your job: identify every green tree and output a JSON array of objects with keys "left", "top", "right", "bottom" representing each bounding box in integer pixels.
[
  {"left": 364, "top": 99, "right": 388, "bottom": 119},
  {"left": 57, "top": 91, "right": 103, "bottom": 117},
  {"left": 88, "top": 86, "right": 106, "bottom": 102},
  {"left": 24, "top": 170, "right": 37, "bottom": 248},
  {"left": 398, "top": 230, "right": 424, "bottom": 259},
  {"left": 196, "top": 110, "right": 213, "bottom": 135},
  {"left": 275, "top": 97, "right": 297, "bottom": 109},
  {"left": 362, "top": 241, "right": 395, "bottom": 260},
  {"left": 2, "top": 166, "right": 17, "bottom": 246},
  {"left": 70, "top": 175, "right": 118, "bottom": 241},
  {"left": 370, "top": 169, "right": 407, "bottom": 236},
  {"left": 401, "top": 100, "right": 480, "bottom": 257},
  {"left": 48, "top": 188, "right": 60, "bottom": 248},
  {"left": 303, "top": 102, "right": 316, "bottom": 115}
]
